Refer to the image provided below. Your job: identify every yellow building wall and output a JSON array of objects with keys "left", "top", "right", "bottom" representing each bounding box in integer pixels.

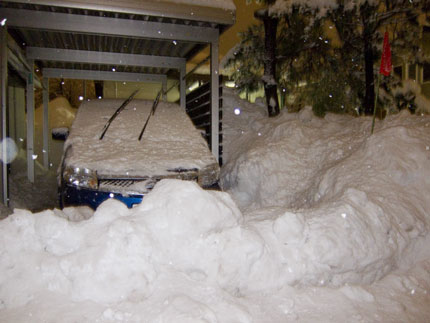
[{"left": 103, "top": 80, "right": 180, "bottom": 102}]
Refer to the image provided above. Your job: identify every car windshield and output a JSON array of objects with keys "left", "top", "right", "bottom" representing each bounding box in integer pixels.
[
  {"left": 138, "top": 90, "right": 162, "bottom": 141},
  {"left": 64, "top": 99, "right": 218, "bottom": 178},
  {"left": 99, "top": 89, "right": 140, "bottom": 140}
]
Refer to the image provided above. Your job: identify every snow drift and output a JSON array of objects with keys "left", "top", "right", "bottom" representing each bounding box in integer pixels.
[
  {"left": 222, "top": 88, "right": 430, "bottom": 285},
  {"left": 0, "top": 89, "right": 429, "bottom": 321}
]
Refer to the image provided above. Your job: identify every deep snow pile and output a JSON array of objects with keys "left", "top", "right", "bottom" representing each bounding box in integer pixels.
[
  {"left": 1, "top": 89, "right": 430, "bottom": 321},
  {"left": 0, "top": 182, "right": 261, "bottom": 322},
  {"left": 222, "top": 88, "right": 430, "bottom": 285}
]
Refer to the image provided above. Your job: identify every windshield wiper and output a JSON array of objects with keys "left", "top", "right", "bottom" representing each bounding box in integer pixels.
[
  {"left": 138, "top": 90, "right": 162, "bottom": 141},
  {"left": 99, "top": 89, "right": 140, "bottom": 140}
]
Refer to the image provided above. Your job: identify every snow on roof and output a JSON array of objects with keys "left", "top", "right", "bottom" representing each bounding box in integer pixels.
[
  {"left": 271, "top": 0, "right": 381, "bottom": 16},
  {"left": 64, "top": 99, "right": 218, "bottom": 178},
  {"left": 271, "top": 0, "right": 338, "bottom": 13},
  {"left": 161, "top": 0, "right": 235, "bottom": 10}
]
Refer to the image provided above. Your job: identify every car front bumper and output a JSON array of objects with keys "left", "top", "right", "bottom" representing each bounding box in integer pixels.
[{"left": 60, "top": 184, "right": 144, "bottom": 210}]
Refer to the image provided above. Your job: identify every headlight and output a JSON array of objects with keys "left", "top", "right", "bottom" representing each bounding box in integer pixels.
[
  {"left": 63, "top": 166, "right": 98, "bottom": 189},
  {"left": 198, "top": 163, "right": 220, "bottom": 187}
]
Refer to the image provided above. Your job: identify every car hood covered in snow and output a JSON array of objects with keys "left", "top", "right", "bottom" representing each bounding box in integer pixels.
[{"left": 63, "top": 98, "right": 219, "bottom": 182}]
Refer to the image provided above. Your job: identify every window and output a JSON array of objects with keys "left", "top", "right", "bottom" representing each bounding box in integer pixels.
[
  {"left": 423, "top": 27, "right": 430, "bottom": 57},
  {"left": 423, "top": 63, "right": 430, "bottom": 83},
  {"left": 394, "top": 66, "right": 402, "bottom": 79},
  {"left": 408, "top": 64, "right": 417, "bottom": 80}
]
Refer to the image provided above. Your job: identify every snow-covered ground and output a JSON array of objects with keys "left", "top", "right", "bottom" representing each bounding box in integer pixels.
[
  {"left": 0, "top": 96, "right": 77, "bottom": 218},
  {"left": 1, "top": 89, "right": 429, "bottom": 322},
  {"left": 34, "top": 96, "right": 78, "bottom": 172}
]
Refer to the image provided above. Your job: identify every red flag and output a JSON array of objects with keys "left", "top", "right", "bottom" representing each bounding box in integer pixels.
[{"left": 379, "top": 31, "right": 392, "bottom": 76}]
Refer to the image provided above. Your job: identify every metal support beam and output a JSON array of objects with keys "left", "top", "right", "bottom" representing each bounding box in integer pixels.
[
  {"left": 7, "top": 88, "right": 15, "bottom": 148},
  {"left": 1, "top": 8, "right": 219, "bottom": 43},
  {"left": 0, "top": 26, "right": 8, "bottom": 205},
  {"left": 162, "top": 78, "right": 167, "bottom": 101},
  {"left": 26, "top": 59, "right": 35, "bottom": 183},
  {"left": 42, "top": 68, "right": 167, "bottom": 84},
  {"left": 0, "top": 1, "right": 235, "bottom": 26},
  {"left": 210, "top": 36, "right": 220, "bottom": 162},
  {"left": 179, "top": 63, "right": 186, "bottom": 109},
  {"left": 7, "top": 37, "right": 42, "bottom": 89},
  {"left": 27, "top": 47, "right": 185, "bottom": 70},
  {"left": 42, "top": 78, "right": 49, "bottom": 169},
  {"left": 8, "top": 87, "right": 25, "bottom": 151}
]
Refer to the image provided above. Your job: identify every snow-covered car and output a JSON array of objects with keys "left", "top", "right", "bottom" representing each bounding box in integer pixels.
[{"left": 58, "top": 95, "right": 220, "bottom": 209}]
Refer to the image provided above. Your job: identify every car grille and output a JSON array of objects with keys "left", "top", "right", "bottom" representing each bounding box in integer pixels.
[
  {"left": 97, "top": 169, "right": 200, "bottom": 194},
  {"left": 98, "top": 178, "right": 156, "bottom": 194},
  {"left": 99, "top": 179, "right": 140, "bottom": 188}
]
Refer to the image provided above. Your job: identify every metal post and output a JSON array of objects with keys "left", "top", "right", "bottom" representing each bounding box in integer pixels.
[
  {"left": 42, "top": 77, "right": 49, "bottom": 168},
  {"left": 15, "top": 87, "right": 25, "bottom": 150},
  {"left": 0, "top": 25, "right": 8, "bottom": 205},
  {"left": 26, "top": 59, "right": 35, "bottom": 183},
  {"left": 82, "top": 79, "right": 86, "bottom": 100},
  {"left": 179, "top": 63, "right": 186, "bottom": 109},
  {"left": 210, "top": 35, "right": 220, "bottom": 162},
  {"left": 8, "top": 87, "right": 15, "bottom": 145},
  {"left": 162, "top": 77, "right": 167, "bottom": 101}
]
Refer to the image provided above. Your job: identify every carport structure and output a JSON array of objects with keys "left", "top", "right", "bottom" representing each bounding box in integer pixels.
[{"left": 0, "top": 0, "right": 235, "bottom": 206}]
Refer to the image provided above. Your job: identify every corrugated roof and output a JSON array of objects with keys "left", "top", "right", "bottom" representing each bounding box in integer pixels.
[
  {"left": 4, "top": 0, "right": 236, "bottom": 25},
  {"left": 0, "top": 0, "right": 235, "bottom": 81}
]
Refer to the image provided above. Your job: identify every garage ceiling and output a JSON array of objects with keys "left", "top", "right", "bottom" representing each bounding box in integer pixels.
[{"left": 0, "top": 0, "right": 235, "bottom": 77}]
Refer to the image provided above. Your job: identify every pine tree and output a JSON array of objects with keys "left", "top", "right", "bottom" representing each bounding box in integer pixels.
[
  {"left": 243, "top": 0, "right": 280, "bottom": 117},
  {"left": 255, "top": 7, "right": 281, "bottom": 117},
  {"left": 225, "top": 2, "right": 330, "bottom": 115},
  {"left": 325, "top": 0, "right": 426, "bottom": 115},
  {"left": 228, "top": 0, "right": 429, "bottom": 117},
  {"left": 226, "top": 25, "right": 265, "bottom": 97}
]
